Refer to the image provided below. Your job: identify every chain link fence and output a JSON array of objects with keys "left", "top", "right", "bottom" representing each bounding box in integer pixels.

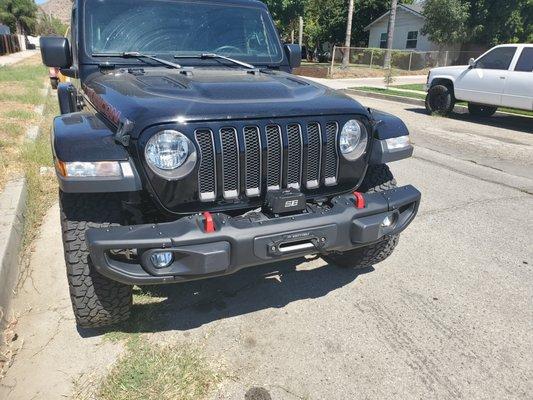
[{"left": 330, "top": 46, "right": 482, "bottom": 74}]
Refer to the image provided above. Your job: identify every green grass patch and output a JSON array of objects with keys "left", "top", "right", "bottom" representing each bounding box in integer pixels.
[
  {"left": 2, "top": 122, "right": 24, "bottom": 137},
  {"left": 97, "top": 336, "right": 221, "bottom": 400},
  {"left": 391, "top": 83, "right": 425, "bottom": 91},
  {"left": 2, "top": 109, "right": 35, "bottom": 120},
  {"left": 0, "top": 89, "right": 45, "bottom": 105},
  {"left": 357, "top": 86, "right": 426, "bottom": 100},
  {"left": 0, "top": 64, "right": 47, "bottom": 83}
]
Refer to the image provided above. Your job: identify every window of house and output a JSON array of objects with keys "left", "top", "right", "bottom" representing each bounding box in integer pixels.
[
  {"left": 476, "top": 46, "right": 517, "bottom": 70},
  {"left": 514, "top": 48, "right": 533, "bottom": 72},
  {"left": 379, "top": 33, "right": 387, "bottom": 49},
  {"left": 406, "top": 31, "right": 418, "bottom": 49}
]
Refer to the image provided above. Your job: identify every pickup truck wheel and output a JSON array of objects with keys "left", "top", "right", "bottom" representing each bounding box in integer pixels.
[
  {"left": 425, "top": 84, "right": 455, "bottom": 116},
  {"left": 60, "top": 192, "right": 132, "bottom": 328},
  {"left": 323, "top": 164, "right": 399, "bottom": 269},
  {"left": 468, "top": 103, "right": 497, "bottom": 117}
]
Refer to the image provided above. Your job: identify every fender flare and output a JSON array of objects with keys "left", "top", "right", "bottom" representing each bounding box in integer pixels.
[
  {"left": 368, "top": 109, "right": 413, "bottom": 164},
  {"left": 53, "top": 112, "right": 142, "bottom": 193}
]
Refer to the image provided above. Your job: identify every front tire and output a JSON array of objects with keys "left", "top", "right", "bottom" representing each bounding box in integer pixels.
[
  {"left": 468, "top": 103, "right": 497, "bottom": 117},
  {"left": 323, "top": 164, "right": 400, "bottom": 269},
  {"left": 60, "top": 192, "right": 132, "bottom": 328},
  {"left": 425, "top": 84, "right": 455, "bottom": 116}
]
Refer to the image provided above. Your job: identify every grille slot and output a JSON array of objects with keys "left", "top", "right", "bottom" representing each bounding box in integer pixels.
[
  {"left": 305, "top": 123, "right": 322, "bottom": 189},
  {"left": 286, "top": 124, "right": 303, "bottom": 189},
  {"left": 324, "top": 122, "right": 339, "bottom": 186},
  {"left": 243, "top": 126, "right": 261, "bottom": 197},
  {"left": 220, "top": 127, "right": 239, "bottom": 199},
  {"left": 195, "top": 119, "right": 341, "bottom": 202},
  {"left": 195, "top": 130, "right": 216, "bottom": 201},
  {"left": 265, "top": 125, "right": 283, "bottom": 190}
]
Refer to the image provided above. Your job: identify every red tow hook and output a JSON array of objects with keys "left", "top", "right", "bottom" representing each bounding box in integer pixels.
[
  {"left": 203, "top": 212, "right": 216, "bottom": 233},
  {"left": 353, "top": 192, "right": 366, "bottom": 209}
]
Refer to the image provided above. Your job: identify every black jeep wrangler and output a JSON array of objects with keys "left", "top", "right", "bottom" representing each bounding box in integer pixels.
[{"left": 40, "top": 0, "right": 420, "bottom": 328}]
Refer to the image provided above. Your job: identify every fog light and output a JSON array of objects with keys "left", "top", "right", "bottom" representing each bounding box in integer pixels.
[
  {"left": 150, "top": 252, "right": 174, "bottom": 269},
  {"left": 381, "top": 214, "right": 396, "bottom": 228}
]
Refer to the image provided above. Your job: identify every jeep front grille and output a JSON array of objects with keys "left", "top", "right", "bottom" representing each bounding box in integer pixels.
[{"left": 195, "top": 121, "right": 340, "bottom": 202}]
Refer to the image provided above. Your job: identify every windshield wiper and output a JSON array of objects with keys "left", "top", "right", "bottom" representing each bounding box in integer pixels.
[
  {"left": 174, "top": 53, "right": 255, "bottom": 69},
  {"left": 92, "top": 52, "right": 182, "bottom": 69}
]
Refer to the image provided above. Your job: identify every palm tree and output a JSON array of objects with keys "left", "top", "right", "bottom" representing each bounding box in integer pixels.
[
  {"left": 0, "top": 0, "right": 38, "bottom": 35},
  {"left": 341, "top": 0, "right": 355, "bottom": 68}
]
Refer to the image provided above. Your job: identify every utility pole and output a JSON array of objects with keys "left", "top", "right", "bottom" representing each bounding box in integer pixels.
[
  {"left": 342, "top": 0, "right": 355, "bottom": 68},
  {"left": 383, "top": 0, "right": 398, "bottom": 69},
  {"left": 298, "top": 16, "right": 304, "bottom": 46}
]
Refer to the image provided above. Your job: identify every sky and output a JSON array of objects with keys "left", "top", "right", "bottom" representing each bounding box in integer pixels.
[{"left": 35, "top": 0, "right": 47, "bottom": 4}]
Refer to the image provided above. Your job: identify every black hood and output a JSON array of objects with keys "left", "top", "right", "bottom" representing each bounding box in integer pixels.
[{"left": 83, "top": 67, "right": 369, "bottom": 136}]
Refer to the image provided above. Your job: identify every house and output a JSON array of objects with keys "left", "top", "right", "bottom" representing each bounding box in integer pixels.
[{"left": 365, "top": 3, "right": 458, "bottom": 52}]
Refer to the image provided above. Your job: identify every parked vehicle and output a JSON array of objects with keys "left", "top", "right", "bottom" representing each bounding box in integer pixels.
[
  {"left": 425, "top": 44, "right": 533, "bottom": 116},
  {"left": 40, "top": 0, "right": 420, "bottom": 328}
]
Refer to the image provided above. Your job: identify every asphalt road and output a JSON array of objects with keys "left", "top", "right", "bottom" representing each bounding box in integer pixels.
[{"left": 1, "top": 99, "right": 532, "bottom": 400}]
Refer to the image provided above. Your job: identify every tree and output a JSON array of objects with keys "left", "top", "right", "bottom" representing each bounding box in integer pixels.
[
  {"left": 421, "top": 0, "right": 470, "bottom": 50},
  {"left": 0, "top": 0, "right": 38, "bottom": 35},
  {"left": 383, "top": 0, "right": 398, "bottom": 69},
  {"left": 35, "top": 13, "right": 68, "bottom": 36},
  {"left": 463, "top": 0, "right": 532, "bottom": 46},
  {"left": 341, "top": 0, "right": 355, "bottom": 67}
]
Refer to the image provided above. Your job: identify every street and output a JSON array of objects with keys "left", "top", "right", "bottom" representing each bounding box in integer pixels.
[{"left": 1, "top": 98, "right": 532, "bottom": 399}]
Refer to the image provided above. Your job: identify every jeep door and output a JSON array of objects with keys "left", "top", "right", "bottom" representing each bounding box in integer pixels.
[
  {"left": 454, "top": 46, "right": 517, "bottom": 106},
  {"left": 502, "top": 47, "right": 533, "bottom": 111}
]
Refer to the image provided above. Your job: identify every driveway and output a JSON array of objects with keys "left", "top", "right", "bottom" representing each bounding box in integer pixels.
[{"left": 1, "top": 98, "right": 532, "bottom": 399}]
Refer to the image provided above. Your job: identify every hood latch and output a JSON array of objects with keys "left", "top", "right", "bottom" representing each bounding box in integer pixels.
[{"left": 115, "top": 118, "right": 134, "bottom": 147}]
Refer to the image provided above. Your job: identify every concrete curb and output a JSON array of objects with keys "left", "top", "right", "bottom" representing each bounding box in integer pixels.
[
  {"left": 343, "top": 88, "right": 532, "bottom": 119},
  {"left": 0, "top": 179, "right": 27, "bottom": 342}
]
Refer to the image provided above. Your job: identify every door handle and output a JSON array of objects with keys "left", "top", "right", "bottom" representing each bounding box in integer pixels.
[{"left": 499, "top": 76, "right": 506, "bottom": 79}]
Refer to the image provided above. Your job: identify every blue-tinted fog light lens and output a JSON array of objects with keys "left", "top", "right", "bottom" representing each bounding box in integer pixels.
[{"left": 150, "top": 252, "right": 174, "bottom": 269}]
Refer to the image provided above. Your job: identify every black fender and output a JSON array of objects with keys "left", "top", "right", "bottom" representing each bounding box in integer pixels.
[
  {"left": 57, "top": 82, "right": 79, "bottom": 115},
  {"left": 53, "top": 112, "right": 142, "bottom": 193},
  {"left": 368, "top": 109, "right": 413, "bottom": 164}
]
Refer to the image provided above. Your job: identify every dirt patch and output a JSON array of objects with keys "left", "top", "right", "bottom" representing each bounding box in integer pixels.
[
  {"left": 293, "top": 65, "right": 330, "bottom": 78},
  {"left": 331, "top": 67, "right": 430, "bottom": 79},
  {"left": 0, "top": 83, "right": 26, "bottom": 97}
]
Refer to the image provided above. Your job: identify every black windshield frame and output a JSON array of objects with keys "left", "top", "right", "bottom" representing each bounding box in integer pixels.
[{"left": 81, "top": 0, "right": 284, "bottom": 67}]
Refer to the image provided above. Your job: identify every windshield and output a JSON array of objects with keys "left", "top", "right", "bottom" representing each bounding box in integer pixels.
[{"left": 84, "top": 0, "right": 283, "bottom": 64}]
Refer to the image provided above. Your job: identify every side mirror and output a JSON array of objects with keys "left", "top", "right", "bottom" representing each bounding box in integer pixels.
[
  {"left": 40, "top": 36, "right": 72, "bottom": 68},
  {"left": 468, "top": 58, "right": 476, "bottom": 68},
  {"left": 284, "top": 44, "right": 302, "bottom": 69}
]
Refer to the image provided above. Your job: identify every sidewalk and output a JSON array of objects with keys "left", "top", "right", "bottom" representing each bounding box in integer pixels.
[
  {"left": 0, "top": 50, "right": 39, "bottom": 67},
  {"left": 301, "top": 75, "right": 427, "bottom": 90}
]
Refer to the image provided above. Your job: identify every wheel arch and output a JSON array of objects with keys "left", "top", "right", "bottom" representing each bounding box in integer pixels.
[{"left": 430, "top": 77, "right": 456, "bottom": 98}]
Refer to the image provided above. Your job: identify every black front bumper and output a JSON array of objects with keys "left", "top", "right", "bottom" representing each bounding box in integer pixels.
[{"left": 87, "top": 185, "right": 421, "bottom": 285}]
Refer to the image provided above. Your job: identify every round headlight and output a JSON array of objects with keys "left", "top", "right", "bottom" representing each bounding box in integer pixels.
[
  {"left": 145, "top": 130, "right": 197, "bottom": 179},
  {"left": 339, "top": 120, "right": 368, "bottom": 161}
]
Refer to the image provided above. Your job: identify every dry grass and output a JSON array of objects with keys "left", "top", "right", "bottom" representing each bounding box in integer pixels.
[
  {"left": 0, "top": 55, "right": 48, "bottom": 191},
  {"left": 96, "top": 337, "right": 221, "bottom": 400}
]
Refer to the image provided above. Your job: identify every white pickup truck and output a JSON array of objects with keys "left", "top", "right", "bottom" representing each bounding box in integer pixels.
[{"left": 425, "top": 44, "right": 532, "bottom": 116}]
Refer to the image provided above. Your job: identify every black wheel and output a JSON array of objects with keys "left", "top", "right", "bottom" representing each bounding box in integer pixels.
[
  {"left": 468, "top": 103, "right": 497, "bottom": 117},
  {"left": 323, "top": 164, "right": 400, "bottom": 269},
  {"left": 60, "top": 192, "right": 132, "bottom": 328},
  {"left": 425, "top": 84, "right": 455, "bottom": 116},
  {"left": 50, "top": 77, "right": 59, "bottom": 90}
]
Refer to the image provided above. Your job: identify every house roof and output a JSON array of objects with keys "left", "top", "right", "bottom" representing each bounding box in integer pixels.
[{"left": 364, "top": 3, "right": 424, "bottom": 31}]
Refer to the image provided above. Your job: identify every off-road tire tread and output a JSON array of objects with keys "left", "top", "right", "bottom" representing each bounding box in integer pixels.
[
  {"left": 425, "top": 84, "right": 455, "bottom": 116},
  {"left": 324, "top": 164, "right": 399, "bottom": 269},
  {"left": 60, "top": 192, "right": 132, "bottom": 328}
]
